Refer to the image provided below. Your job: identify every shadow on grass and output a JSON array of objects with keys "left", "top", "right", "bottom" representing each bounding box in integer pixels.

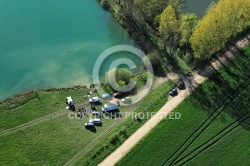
[{"left": 190, "top": 54, "right": 250, "bottom": 130}]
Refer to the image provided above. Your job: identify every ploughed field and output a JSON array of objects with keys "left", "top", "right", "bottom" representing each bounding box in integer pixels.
[{"left": 117, "top": 45, "right": 250, "bottom": 166}]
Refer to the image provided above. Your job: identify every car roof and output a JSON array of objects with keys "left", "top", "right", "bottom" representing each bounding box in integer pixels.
[
  {"left": 89, "top": 119, "right": 101, "bottom": 122},
  {"left": 105, "top": 103, "right": 117, "bottom": 106}
]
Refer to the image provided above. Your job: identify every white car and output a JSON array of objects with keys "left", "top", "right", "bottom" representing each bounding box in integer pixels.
[
  {"left": 122, "top": 97, "right": 131, "bottom": 102},
  {"left": 89, "top": 97, "right": 100, "bottom": 103},
  {"left": 66, "top": 96, "right": 74, "bottom": 104},
  {"left": 84, "top": 122, "right": 94, "bottom": 129},
  {"left": 65, "top": 96, "right": 75, "bottom": 110},
  {"left": 102, "top": 93, "right": 111, "bottom": 99},
  {"left": 92, "top": 111, "right": 101, "bottom": 116},
  {"left": 89, "top": 118, "right": 102, "bottom": 125}
]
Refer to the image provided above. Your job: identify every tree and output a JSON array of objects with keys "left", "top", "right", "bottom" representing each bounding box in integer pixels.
[
  {"left": 190, "top": 0, "right": 250, "bottom": 60},
  {"left": 134, "top": 0, "right": 168, "bottom": 25},
  {"left": 143, "top": 52, "right": 161, "bottom": 69},
  {"left": 106, "top": 68, "right": 132, "bottom": 86},
  {"left": 179, "top": 13, "right": 198, "bottom": 47},
  {"left": 101, "top": 0, "right": 110, "bottom": 10},
  {"left": 159, "top": 5, "right": 179, "bottom": 55}
]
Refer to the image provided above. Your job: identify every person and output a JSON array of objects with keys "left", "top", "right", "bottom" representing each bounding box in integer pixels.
[
  {"left": 91, "top": 103, "right": 96, "bottom": 110},
  {"left": 76, "top": 111, "right": 82, "bottom": 119},
  {"left": 87, "top": 90, "right": 90, "bottom": 95}
]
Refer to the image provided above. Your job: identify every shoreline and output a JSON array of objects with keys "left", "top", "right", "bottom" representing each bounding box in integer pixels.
[{"left": 0, "top": 85, "right": 87, "bottom": 104}]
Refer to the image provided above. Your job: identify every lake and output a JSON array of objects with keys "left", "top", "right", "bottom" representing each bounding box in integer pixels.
[
  {"left": 183, "top": 0, "right": 218, "bottom": 17},
  {"left": 0, "top": 0, "right": 142, "bottom": 100},
  {"left": 0, "top": 0, "right": 217, "bottom": 101}
]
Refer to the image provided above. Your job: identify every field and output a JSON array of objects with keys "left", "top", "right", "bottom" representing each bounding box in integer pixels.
[
  {"left": 0, "top": 80, "right": 174, "bottom": 165},
  {"left": 117, "top": 45, "right": 250, "bottom": 166}
]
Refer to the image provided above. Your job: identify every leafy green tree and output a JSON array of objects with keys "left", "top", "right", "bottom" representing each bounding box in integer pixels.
[
  {"left": 143, "top": 52, "right": 161, "bottom": 69},
  {"left": 106, "top": 68, "right": 132, "bottom": 85},
  {"left": 159, "top": 5, "right": 179, "bottom": 55},
  {"left": 190, "top": 0, "right": 250, "bottom": 60},
  {"left": 179, "top": 13, "right": 198, "bottom": 47},
  {"left": 134, "top": 0, "right": 168, "bottom": 25}
]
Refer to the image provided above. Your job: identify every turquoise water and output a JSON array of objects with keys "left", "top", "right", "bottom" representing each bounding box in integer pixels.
[
  {"left": 0, "top": 0, "right": 141, "bottom": 100},
  {"left": 0, "top": 0, "right": 217, "bottom": 101}
]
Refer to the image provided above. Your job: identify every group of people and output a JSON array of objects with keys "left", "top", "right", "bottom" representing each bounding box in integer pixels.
[
  {"left": 75, "top": 86, "right": 98, "bottom": 118},
  {"left": 76, "top": 107, "right": 87, "bottom": 119}
]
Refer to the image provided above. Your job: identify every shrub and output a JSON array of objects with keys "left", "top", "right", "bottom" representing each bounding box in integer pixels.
[
  {"left": 184, "top": 52, "right": 193, "bottom": 63},
  {"left": 143, "top": 52, "right": 161, "bottom": 70},
  {"left": 106, "top": 68, "right": 133, "bottom": 86},
  {"left": 101, "top": 0, "right": 110, "bottom": 10}
]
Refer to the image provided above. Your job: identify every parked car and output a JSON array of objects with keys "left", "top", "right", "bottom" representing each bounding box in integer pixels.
[
  {"left": 65, "top": 96, "right": 75, "bottom": 110},
  {"left": 122, "top": 97, "right": 131, "bottom": 103},
  {"left": 102, "top": 93, "right": 111, "bottom": 99},
  {"left": 178, "top": 80, "right": 185, "bottom": 89},
  {"left": 169, "top": 89, "right": 177, "bottom": 96},
  {"left": 85, "top": 122, "right": 94, "bottom": 129},
  {"left": 114, "top": 92, "right": 122, "bottom": 97},
  {"left": 185, "top": 71, "right": 192, "bottom": 77},
  {"left": 89, "top": 97, "right": 100, "bottom": 103},
  {"left": 89, "top": 118, "right": 102, "bottom": 125},
  {"left": 92, "top": 111, "right": 101, "bottom": 116},
  {"left": 102, "top": 103, "right": 119, "bottom": 113},
  {"left": 109, "top": 99, "right": 120, "bottom": 106}
]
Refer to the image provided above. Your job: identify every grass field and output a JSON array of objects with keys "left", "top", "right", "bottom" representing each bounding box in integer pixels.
[
  {"left": 0, "top": 79, "right": 174, "bottom": 165},
  {"left": 117, "top": 45, "right": 250, "bottom": 166}
]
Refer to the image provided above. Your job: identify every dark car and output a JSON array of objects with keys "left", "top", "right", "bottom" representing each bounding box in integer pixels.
[
  {"left": 114, "top": 92, "right": 122, "bottom": 97},
  {"left": 185, "top": 72, "right": 192, "bottom": 77},
  {"left": 169, "top": 89, "right": 178, "bottom": 96},
  {"left": 178, "top": 81, "right": 185, "bottom": 89}
]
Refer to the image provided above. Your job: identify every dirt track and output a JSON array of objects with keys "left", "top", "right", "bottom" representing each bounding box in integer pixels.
[
  {"left": 98, "top": 74, "right": 205, "bottom": 166},
  {"left": 99, "top": 33, "right": 250, "bottom": 166}
]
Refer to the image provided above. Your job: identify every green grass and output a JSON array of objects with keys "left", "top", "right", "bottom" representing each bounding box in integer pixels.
[
  {"left": 0, "top": 87, "right": 88, "bottom": 132},
  {"left": 72, "top": 80, "right": 175, "bottom": 166},
  {"left": 0, "top": 78, "right": 174, "bottom": 165},
  {"left": 117, "top": 45, "right": 250, "bottom": 166}
]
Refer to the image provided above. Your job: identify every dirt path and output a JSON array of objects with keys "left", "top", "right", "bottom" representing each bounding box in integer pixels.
[
  {"left": 99, "top": 34, "right": 250, "bottom": 166},
  {"left": 98, "top": 74, "right": 205, "bottom": 166}
]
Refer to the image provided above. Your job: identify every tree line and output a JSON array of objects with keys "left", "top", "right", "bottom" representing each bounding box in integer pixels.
[{"left": 102, "top": 0, "right": 250, "bottom": 67}]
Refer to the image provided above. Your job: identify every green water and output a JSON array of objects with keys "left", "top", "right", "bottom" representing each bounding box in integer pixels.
[
  {"left": 184, "top": 0, "right": 218, "bottom": 17},
  {"left": 0, "top": 0, "right": 141, "bottom": 100},
  {"left": 0, "top": 0, "right": 217, "bottom": 101}
]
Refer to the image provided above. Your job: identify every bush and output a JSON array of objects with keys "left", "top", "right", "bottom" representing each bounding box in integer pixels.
[
  {"left": 143, "top": 52, "right": 161, "bottom": 70},
  {"left": 101, "top": 0, "right": 110, "bottom": 10},
  {"left": 184, "top": 52, "right": 193, "bottom": 63},
  {"left": 106, "top": 68, "right": 132, "bottom": 86}
]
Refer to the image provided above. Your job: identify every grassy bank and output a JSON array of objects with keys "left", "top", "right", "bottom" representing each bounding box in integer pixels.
[
  {"left": 72, "top": 80, "right": 174, "bottom": 165},
  {"left": 117, "top": 46, "right": 250, "bottom": 166},
  {"left": 0, "top": 78, "right": 174, "bottom": 165}
]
